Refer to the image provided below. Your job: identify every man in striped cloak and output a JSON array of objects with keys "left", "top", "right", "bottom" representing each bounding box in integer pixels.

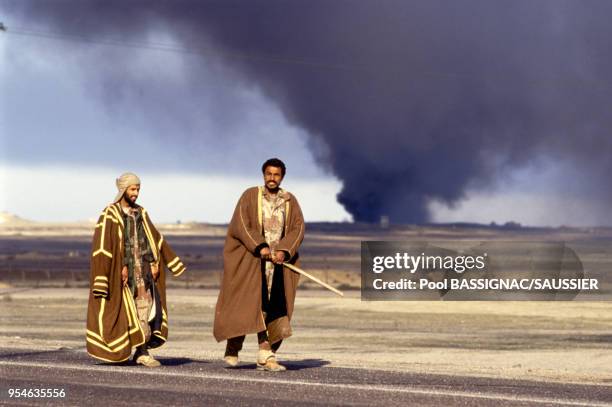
[
  {"left": 86, "top": 172, "right": 186, "bottom": 366},
  {"left": 214, "top": 158, "right": 305, "bottom": 371}
]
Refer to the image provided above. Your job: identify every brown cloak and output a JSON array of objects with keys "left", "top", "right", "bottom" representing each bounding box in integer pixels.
[
  {"left": 213, "top": 186, "right": 305, "bottom": 343},
  {"left": 86, "top": 202, "right": 186, "bottom": 362}
]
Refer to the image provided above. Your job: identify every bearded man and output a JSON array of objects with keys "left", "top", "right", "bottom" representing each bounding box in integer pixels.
[
  {"left": 86, "top": 172, "right": 186, "bottom": 366},
  {"left": 214, "top": 158, "right": 305, "bottom": 371}
]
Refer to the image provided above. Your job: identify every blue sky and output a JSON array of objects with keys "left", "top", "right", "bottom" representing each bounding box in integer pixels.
[{"left": 0, "top": 22, "right": 350, "bottom": 223}]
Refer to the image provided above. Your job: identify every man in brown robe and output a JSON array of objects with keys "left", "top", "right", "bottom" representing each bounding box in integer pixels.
[
  {"left": 214, "top": 158, "right": 305, "bottom": 371},
  {"left": 86, "top": 172, "right": 186, "bottom": 366}
]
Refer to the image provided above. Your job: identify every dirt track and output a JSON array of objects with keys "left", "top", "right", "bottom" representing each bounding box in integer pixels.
[{"left": 1, "top": 288, "right": 611, "bottom": 385}]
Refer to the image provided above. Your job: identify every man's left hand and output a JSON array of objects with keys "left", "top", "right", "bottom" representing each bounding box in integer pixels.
[
  {"left": 151, "top": 263, "right": 159, "bottom": 281},
  {"left": 272, "top": 251, "right": 286, "bottom": 264}
]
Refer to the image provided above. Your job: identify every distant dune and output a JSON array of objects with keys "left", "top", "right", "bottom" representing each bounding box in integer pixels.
[
  {"left": 0, "top": 212, "right": 226, "bottom": 236},
  {"left": 0, "top": 211, "right": 35, "bottom": 226}
]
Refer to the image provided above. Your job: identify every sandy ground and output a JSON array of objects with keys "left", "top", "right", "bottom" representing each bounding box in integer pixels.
[
  {"left": 1, "top": 224, "right": 611, "bottom": 392},
  {"left": 1, "top": 288, "right": 611, "bottom": 386}
]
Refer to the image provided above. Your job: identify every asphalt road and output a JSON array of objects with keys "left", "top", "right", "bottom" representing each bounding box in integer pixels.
[{"left": 0, "top": 348, "right": 610, "bottom": 406}]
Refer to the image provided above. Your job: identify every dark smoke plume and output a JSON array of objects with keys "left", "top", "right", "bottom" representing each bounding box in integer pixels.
[{"left": 4, "top": 0, "right": 612, "bottom": 222}]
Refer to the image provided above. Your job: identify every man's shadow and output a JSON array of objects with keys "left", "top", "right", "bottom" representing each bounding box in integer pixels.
[
  {"left": 97, "top": 357, "right": 207, "bottom": 367},
  {"left": 96, "top": 357, "right": 330, "bottom": 369},
  {"left": 158, "top": 357, "right": 206, "bottom": 367},
  {"left": 233, "top": 358, "right": 330, "bottom": 371}
]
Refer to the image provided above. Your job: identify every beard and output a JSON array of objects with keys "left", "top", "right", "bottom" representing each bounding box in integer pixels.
[
  {"left": 265, "top": 183, "right": 280, "bottom": 193},
  {"left": 122, "top": 191, "right": 138, "bottom": 208}
]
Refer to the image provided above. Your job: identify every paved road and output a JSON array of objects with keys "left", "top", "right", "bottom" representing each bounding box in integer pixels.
[{"left": 0, "top": 348, "right": 610, "bottom": 406}]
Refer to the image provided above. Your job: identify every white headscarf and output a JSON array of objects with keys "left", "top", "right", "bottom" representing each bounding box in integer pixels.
[{"left": 113, "top": 172, "right": 141, "bottom": 203}]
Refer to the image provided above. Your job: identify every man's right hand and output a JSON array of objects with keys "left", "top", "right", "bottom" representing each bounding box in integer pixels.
[
  {"left": 260, "top": 247, "right": 271, "bottom": 261},
  {"left": 121, "top": 266, "right": 128, "bottom": 286}
]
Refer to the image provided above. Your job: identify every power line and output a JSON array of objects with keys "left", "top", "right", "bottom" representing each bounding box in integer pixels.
[
  {"left": 1, "top": 24, "right": 368, "bottom": 73},
  {"left": 0, "top": 23, "right": 490, "bottom": 80},
  {"left": 1, "top": 22, "right": 609, "bottom": 92}
]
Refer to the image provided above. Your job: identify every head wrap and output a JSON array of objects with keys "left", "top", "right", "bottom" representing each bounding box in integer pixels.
[{"left": 113, "top": 172, "right": 141, "bottom": 203}]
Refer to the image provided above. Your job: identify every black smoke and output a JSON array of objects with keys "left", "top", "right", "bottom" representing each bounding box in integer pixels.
[{"left": 4, "top": 0, "right": 612, "bottom": 222}]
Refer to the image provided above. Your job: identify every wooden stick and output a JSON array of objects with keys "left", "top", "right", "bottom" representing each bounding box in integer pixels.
[{"left": 283, "top": 262, "right": 344, "bottom": 297}]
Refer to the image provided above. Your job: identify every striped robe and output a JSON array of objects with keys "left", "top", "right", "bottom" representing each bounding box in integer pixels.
[{"left": 86, "top": 202, "right": 185, "bottom": 363}]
